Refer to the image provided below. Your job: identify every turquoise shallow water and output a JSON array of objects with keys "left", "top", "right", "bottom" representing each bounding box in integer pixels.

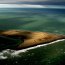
[{"left": 0, "top": 8, "right": 65, "bottom": 65}]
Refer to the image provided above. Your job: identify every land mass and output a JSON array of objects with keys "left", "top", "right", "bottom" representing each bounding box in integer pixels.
[{"left": 0, "top": 30, "right": 65, "bottom": 50}]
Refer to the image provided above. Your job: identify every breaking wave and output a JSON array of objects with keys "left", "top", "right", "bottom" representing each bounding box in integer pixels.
[{"left": 0, "top": 39, "right": 65, "bottom": 60}]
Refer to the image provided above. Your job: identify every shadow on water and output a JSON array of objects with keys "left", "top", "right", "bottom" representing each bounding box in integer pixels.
[{"left": 0, "top": 36, "right": 23, "bottom": 51}]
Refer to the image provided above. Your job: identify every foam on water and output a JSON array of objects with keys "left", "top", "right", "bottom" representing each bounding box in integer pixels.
[{"left": 0, "top": 39, "right": 65, "bottom": 59}]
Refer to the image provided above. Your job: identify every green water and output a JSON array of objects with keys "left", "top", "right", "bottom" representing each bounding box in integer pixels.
[
  {"left": 1, "top": 40, "right": 65, "bottom": 65},
  {"left": 0, "top": 13, "right": 65, "bottom": 34},
  {"left": 0, "top": 9, "right": 65, "bottom": 65}
]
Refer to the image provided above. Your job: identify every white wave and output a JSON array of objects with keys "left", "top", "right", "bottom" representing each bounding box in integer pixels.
[
  {"left": 0, "top": 39, "right": 65, "bottom": 59},
  {"left": 0, "top": 49, "right": 16, "bottom": 59},
  {"left": 12, "top": 39, "right": 65, "bottom": 55},
  {"left": 0, "top": 4, "right": 65, "bottom": 9},
  {"left": 0, "top": 4, "right": 44, "bottom": 8},
  {"left": 0, "top": 56, "right": 7, "bottom": 59}
]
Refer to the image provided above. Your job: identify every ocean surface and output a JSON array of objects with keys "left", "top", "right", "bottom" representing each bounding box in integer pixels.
[
  {"left": 0, "top": 8, "right": 65, "bottom": 65},
  {"left": 0, "top": 8, "right": 65, "bottom": 34}
]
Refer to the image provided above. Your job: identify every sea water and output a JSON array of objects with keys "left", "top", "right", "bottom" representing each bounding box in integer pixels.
[
  {"left": 0, "top": 8, "right": 65, "bottom": 65},
  {"left": 0, "top": 8, "right": 65, "bottom": 34}
]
